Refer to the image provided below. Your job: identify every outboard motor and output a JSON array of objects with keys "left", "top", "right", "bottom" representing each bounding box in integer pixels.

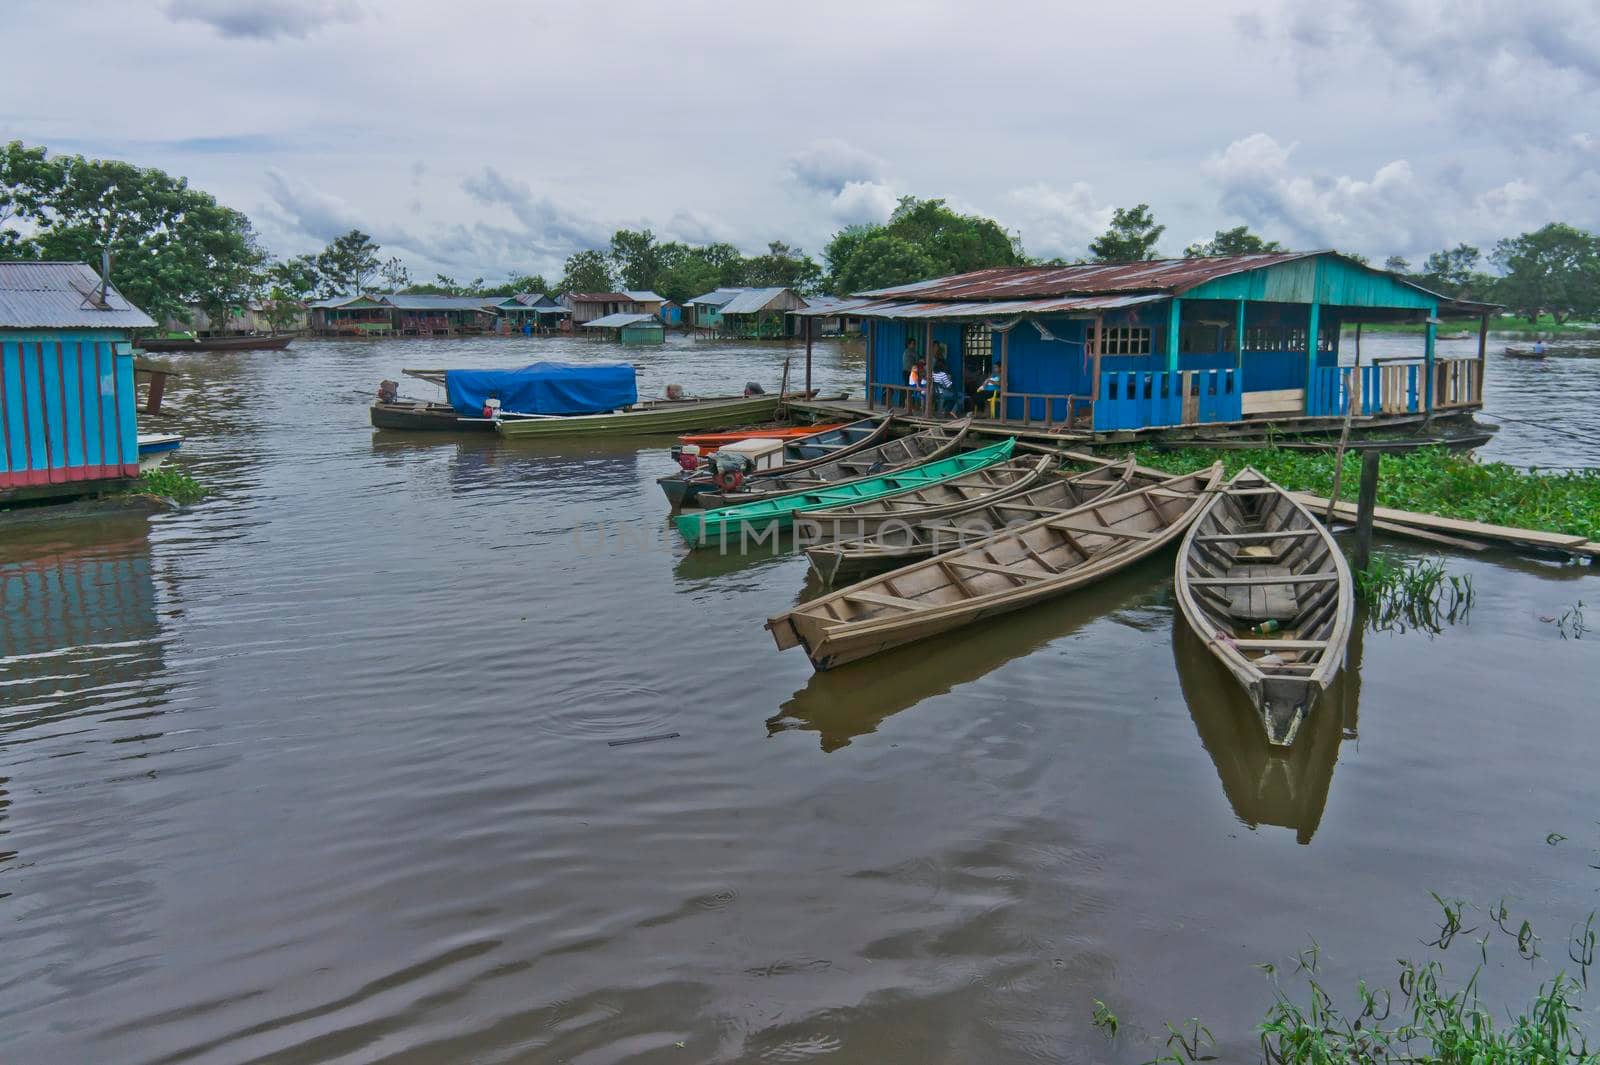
[
  {"left": 710, "top": 450, "right": 756, "bottom": 492},
  {"left": 672, "top": 443, "right": 702, "bottom": 473},
  {"left": 665, "top": 383, "right": 686, "bottom": 400},
  {"left": 743, "top": 381, "right": 765, "bottom": 396},
  {"left": 377, "top": 379, "right": 399, "bottom": 404}
]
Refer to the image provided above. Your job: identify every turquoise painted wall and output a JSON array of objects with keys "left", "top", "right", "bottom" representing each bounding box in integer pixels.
[{"left": 1, "top": 329, "right": 138, "bottom": 490}]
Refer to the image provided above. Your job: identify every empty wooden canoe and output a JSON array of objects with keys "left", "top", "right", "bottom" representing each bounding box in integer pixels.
[
  {"left": 658, "top": 415, "right": 891, "bottom": 506},
  {"left": 678, "top": 437, "right": 1017, "bottom": 547},
  {"left": 695, "top": 418, "right": 972, "bottom": 510},
  {"left": 767, "top": 464, "right": 1223, "bottom": 670},
  {"left": 1173, "top": 467, "right": 1354, "bottom": 748},
  {"left": 803, "top": 457, "right": 1142, "bottom": 585},
  {"left": 799, "top": 453, "right": 1057, "bottom": 538}
]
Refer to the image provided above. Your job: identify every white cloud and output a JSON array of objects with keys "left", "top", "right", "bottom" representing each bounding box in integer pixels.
[
  {"left": 1004, "top": 182, "right": 1114, "bottom": 261},
  {"left": 828, "top": 181, "right": 899, "bottom": 226},
  {"left": 165, "top": 0, "right": 361, "bottom": 40},
  {"left": 786, "top": 139, "right": 887, "bottom": 195}
]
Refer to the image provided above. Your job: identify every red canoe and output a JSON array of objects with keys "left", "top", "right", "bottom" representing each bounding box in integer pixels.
[{"left": 678, "top": 422, "right": 849, "bottom": 453}]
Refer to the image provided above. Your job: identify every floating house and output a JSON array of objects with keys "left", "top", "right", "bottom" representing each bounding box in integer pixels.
[
  {"left": 684, "top": 288, "right": 745, "bottom": 330},
  {"left": 790, "top": 295, "right": 861, "bottom": 337},
  {"left": 493, "top": 293, "right": 571, "bottom": 333},
  {"left": 581, "top": 312, "right": 665, "bottom": 346},
  {"left": 161, "top": 299, "right": 307, "bottom": 337},
  {"left": 701, "top": 287, "right": 806, "bottom": 339},
  {"left": 565, "top": 292, "right": 639, "bottom": 325},
  {"left": 380, "top": 294, "right": 498, "bottom": 336},
  {"left": 0, "top": 261, "right": 152, "bottom": 500},
  {"left": 794, "top": 252, "right": 1494, "bottom": 438},
  {"left": 659, "top": 301, "right": 683, "bottom": 326},
  {"left": 623, "top": 290, "right": 666, "bottom": 318},
  {"left": 309, "top": 295, "right": 394, "bottom": 336}
]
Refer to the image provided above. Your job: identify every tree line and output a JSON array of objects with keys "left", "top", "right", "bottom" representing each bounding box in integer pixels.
[{"left": 2, "top": 141, "right": 1595, "bottom": 329}]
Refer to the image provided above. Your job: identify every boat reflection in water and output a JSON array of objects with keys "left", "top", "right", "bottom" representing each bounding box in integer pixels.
[
  {"left": 770, "top": 564, "right": 1165, "bottom": 751},
  {"left": 1172, "top": 621, "right": 1364, "bottom": 844}
]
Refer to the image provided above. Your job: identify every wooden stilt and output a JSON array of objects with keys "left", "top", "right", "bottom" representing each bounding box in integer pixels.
[
  {"left": 1325, "top": 321, "right": 1363, "bottom": 523},
  {"left": 1354, "top": 451, "right": 1381, "bottom": 573},
  {"left": 804, "top": 315, "right": 813, "bottom": 396},
  {"left": 999, "top": 329, "right": 1010, "bottom": 424}
]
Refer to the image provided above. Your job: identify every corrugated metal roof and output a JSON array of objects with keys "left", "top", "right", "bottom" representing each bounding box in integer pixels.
[
  {"left": 718, "top": 287, "right": 795, "bottom": 315},
  {"left": 381, "top": 295, "right": 497, "bottom": 311},
  {"left": 685, "top": 287, "right": 747, "bottom": 307},
  {"left": 794, "top": 293, "right": 1164, "bottom": 320},
  {"left": 567, "top": 292, "right": 632, "bottom": 303},
  {"left": 858, "top": 253, "right": 1317, "bottom": 300},
  {"left": 310, "top": 294, "right": 385, "bottom": 308},
  {"left": 623, "top": 290, "right": 664, "bottom": 303},
  {"left": 0, "top": 261, "right": 155, "bottom": 330},
  {"left": 583, "top": 312, "right": 661, "bottom": 328}
]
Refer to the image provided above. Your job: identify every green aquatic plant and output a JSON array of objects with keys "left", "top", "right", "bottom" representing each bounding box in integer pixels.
[
  {"left": 1131, "top": 445, "right": 1600, "bottom": 542},
  {"left": 137, "top": 467, "right": 207, "bottom": 505},
  {"left": 1354, "top": 554, "right": 1475, "bottom": 634},
  {"left": 1091, "top": 999, "right": 1120, "bottom": 1040}
]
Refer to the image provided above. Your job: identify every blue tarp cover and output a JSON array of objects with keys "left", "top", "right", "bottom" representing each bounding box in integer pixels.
[{"left": 444, "top": 362, "right": 637, "bottom": 416}]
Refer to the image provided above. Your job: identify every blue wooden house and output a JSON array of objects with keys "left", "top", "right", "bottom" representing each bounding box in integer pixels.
[
  {"left": 805, "top": 252, "right": 1493, "bottom": 435},
  {"left": 1, "top": 261, "right": 154, "bottom": 499}
]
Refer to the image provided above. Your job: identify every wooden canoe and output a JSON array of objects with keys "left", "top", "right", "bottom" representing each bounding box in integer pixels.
[
  {"left": 799, "top": 454, "right": 1058, "bottom": 538},
  {"left": 658, "top": 416, "right": 892, "bottom": 506},
  {"left": 495, "top": 392, "right": 785, "bottom": 438},
  {"left": 695, "top": 418, "right": 972, "bottom": 509},
  {"left": 767, "top": 463, "right": 1224, "bottom": 670},
  {"left": 1503, "top": 346, "right": 1548, "bottom": 359},
  {"left": 138, "top": 333, "right": 294, "bottom": 353},
  {"left": 370, "top": 400, "right": 497, "bottom": 432},
  {"left": 678, "top": 437, "right": 1017, "bottom": 547},
  {"left": 679, "top": 422, "right": 850, "bottom": 452},
  {"left": 803, "top": 457, "right": 1143, "bottom": 585},
  {"left": 1173, "top": 467, "right": 1354, "bottom": 748}
]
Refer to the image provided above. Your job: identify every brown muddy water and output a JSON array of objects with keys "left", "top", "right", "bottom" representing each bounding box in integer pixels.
[{"left": 1, "top": 332, "right": 1597, "bottom": 1064}]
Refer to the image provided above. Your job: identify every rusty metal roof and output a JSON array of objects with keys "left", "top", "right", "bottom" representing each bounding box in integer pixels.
[
  {"left": 566, "top": 292, "right": 633, "bottom": 303},
  {"left": 794, "top": 293, "right": 1165, "bottom": 320},
  {"left": 858, "top": 253, "right": 1316, "bottom": 301},
  {"left": 0, "top": 261, "right": 155, "bottom": 330}
]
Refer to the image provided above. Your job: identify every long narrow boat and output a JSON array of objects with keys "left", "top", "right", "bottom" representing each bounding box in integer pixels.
[
  {"left": 678, "top": 437, "right": 1017, "bottom": 547},
  {"left": 497, "top": 392, "right": 812, "bottom": 439},
  {"left": 658, "top": 416, "right": 891, "bottom": 506},
  {"left": 767, "top": 464, "right": 1223, "bottom": 670},
  {"left": 1173, "top": 467, "right": 1353, "bottom": 748},
  {"left": 680, "top": 423, "right": 850, "bottom": 452},
  {"left": 138, "top": 333, "right": 294, "bottom": 353},
  {"left": 696, "top": 418, "right": 972, "bottom": 509},
  {"left": 801, "top": 453, "right": 1059, "bottom": 538},
  {"left": 804, "top": 457, "right": 1142, "bottom": 585}
]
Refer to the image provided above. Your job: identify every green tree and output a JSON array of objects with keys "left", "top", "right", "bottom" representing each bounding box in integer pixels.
[
  {"left": 269, "top": 254, "right": 321, "bottom": 300},
  {"left": 1383, "top": 255, "right": 1412, "bottom": 274},
  {"left": 832, "top": 233, "right": 936, "bottom": 295},
  {"left": 1089, "top": 204, "right": 1165, "bottom": 262},
  {"left": 742, "top": 240, "right": 822, "bottom": 293},
  {"left": 1491, "top": 223, "right": 1600, "bottom": 324},
  {"left": 1183, "top": 225, "right": 1283, "bottom": 257},
  {"left": 560, "top": 249, "right": 615, "bottom": 294},
  {"left": 694, "top": 242, "right": 747, "bottom": 287},
  {"left": 191, "top": 210, "right": 268, "bottom": 333},
  {"left": 314, "top": 229, "right": 381, "bottom": 296},
  {"left": 883, "top": 196, "right": 1021, "bottom": 276},
  {"left": 1419, "top": 243, "right": 1493, "bottom": 300},
  {"left": 0, "top": 141, "right": 57, "bottom": 256},
  {"left": 5, "top": 146, "right": 266, "bottom": 324},
  {"left": 609, "top": 228, "right": 666, "bottom": 291},
  {"left": 656, "top": 256, "right": 722, "bottom": 304},
  {"left": 477, "top": 273, "right": 552, "bottom": 298}
]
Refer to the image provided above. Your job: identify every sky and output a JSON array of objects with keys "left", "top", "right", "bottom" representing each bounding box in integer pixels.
[{"left": 6, "top": 0, "right": 1599, "bottom": 284}]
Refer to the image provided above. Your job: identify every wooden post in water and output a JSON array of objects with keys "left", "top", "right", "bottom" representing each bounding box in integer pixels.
[
  {"left": 1477, "top": 311, "right": 1489, "bottom": 401},
  {"left": 1325, "top": 322, "right": 1363, "bottom": 523},
  {"left": 1353, "top": 450, "right": 1381, "bottom": 573},
  {"left": 804, "top": 315, "right": 813, "bottom": 396}
]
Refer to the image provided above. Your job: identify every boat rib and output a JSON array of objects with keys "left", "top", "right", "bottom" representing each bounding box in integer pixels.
[
  {"left": 767, "top": 463, "right": 1223, "bottom": 670},
  {"left": 803, "top": 457, "right": 1146, "bottom": 585},
  {"left": 1173, "top": 467, "right": 1354, "bottom": 748}
]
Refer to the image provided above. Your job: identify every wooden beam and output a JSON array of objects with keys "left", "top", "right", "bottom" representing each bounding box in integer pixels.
[
  {"left": 924, "top": 321, "right": 934, "bottom": 420},
  {"left": 1304, "top": 301, "right": 1320, "bottom": 414},
  {"left": 999, "top": 328, "right": 1010, "bottom": 424},
  {"left": 1188, "top": 573, "right": 1338, "bottom": 587},
  {"left": 1235, "top": 299, "right": 1246, "bottom": 373},
  {"left": 1197, "top": 528, "right": 1321, "bottom": 543},
  {"left": 804, "top": 314, "right": 814, "bottom": 395},
  {"left": 1423, "top": 306, "right": 1437, "bottom": 421},
  {"left": 865, "top": 320, "right": 875, "bottom": 410}
]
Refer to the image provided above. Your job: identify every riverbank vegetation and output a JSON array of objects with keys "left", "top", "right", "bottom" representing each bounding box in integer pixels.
[
  {"left": 1101, "top": 889, "right": 1600, "bottom": 1063},
  {"left": 136, "top": 467, "right": 206, "bottom": 505},
  {"left": 1130, "top": 446, "right": 1600, "bottom": 541}
]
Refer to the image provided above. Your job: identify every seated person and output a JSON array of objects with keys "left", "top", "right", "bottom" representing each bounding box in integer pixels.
[
  {"left": 932, "top": 361, "right": 960, "bottom": 416},
  {"left": 976, "top": 362, "right": 1002, "bottom": 415}
]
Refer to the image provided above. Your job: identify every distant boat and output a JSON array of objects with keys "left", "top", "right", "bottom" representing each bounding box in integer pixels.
[
  {"left": 1173, "top": 468, "right": 1354, "bottom": 747},
  {"left": 1503, "top": 345, "right": 1548, "bottom": 359},
  {"left": 136, "top": 433, "right": 182, "bottom": 471},
  {"left": 495, "top": 392, "right": 843, "bottom": 440},
  {"left": 138, "top": 333, "right": 293, "bottom": 353},
  {"left": 1436, "top": 331, "right": 1472, "bottom": 341}
]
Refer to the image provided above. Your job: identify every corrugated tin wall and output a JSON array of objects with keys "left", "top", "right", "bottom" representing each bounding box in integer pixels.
[{"left": 1, "top": 332, "right": 139, "bottom": 490}]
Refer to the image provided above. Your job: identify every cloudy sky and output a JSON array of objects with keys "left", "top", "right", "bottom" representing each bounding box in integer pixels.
[{"left": 7, "top": 0, "right": 1598, "bottom": 282}]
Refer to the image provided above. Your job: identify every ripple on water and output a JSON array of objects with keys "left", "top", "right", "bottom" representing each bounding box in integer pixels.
[{"left": 531, "top": 681, "right": 680, "bottom": 739}]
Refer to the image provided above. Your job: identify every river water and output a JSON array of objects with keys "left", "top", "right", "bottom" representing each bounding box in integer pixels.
[{"left": 2, "top": 332, "right": 1597, "bottom": 1064}]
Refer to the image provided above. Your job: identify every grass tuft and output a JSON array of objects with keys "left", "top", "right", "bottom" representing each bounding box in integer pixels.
[{"left": 137, "top": 466, "right": 207, "bottom": 505}]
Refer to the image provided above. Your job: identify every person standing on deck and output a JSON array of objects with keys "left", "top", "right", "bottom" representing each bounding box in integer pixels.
[{"left": 908, "top": 359, "right": 926, "bottom": 411}]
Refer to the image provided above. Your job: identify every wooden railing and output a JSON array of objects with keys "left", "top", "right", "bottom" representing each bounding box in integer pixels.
[
  {"left": 1094, "top": 369, "right": 1241, "bottom": 431},
  {"left": 1308, "top": 358, "right": 1480, "bottom": 417},
  {"left": 996, "top": 392, "right": 1092, "bottom": 428}
]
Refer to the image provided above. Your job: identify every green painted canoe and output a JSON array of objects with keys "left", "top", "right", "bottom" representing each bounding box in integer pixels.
[{"left": 677, "top": 437, "right": 1017, "bottom": 547}]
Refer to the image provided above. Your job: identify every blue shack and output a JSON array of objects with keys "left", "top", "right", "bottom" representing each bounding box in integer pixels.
[
  {"left": 806, "top": 252, "right": 1494, "bottom": 436},
  {"left": 1, "top": 261, "right": 153, "bottom": 499}
]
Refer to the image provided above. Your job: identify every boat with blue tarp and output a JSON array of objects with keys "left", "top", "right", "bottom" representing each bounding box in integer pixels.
[{"left": 370, "top": 362, "right": 638, "bottom": 430}]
